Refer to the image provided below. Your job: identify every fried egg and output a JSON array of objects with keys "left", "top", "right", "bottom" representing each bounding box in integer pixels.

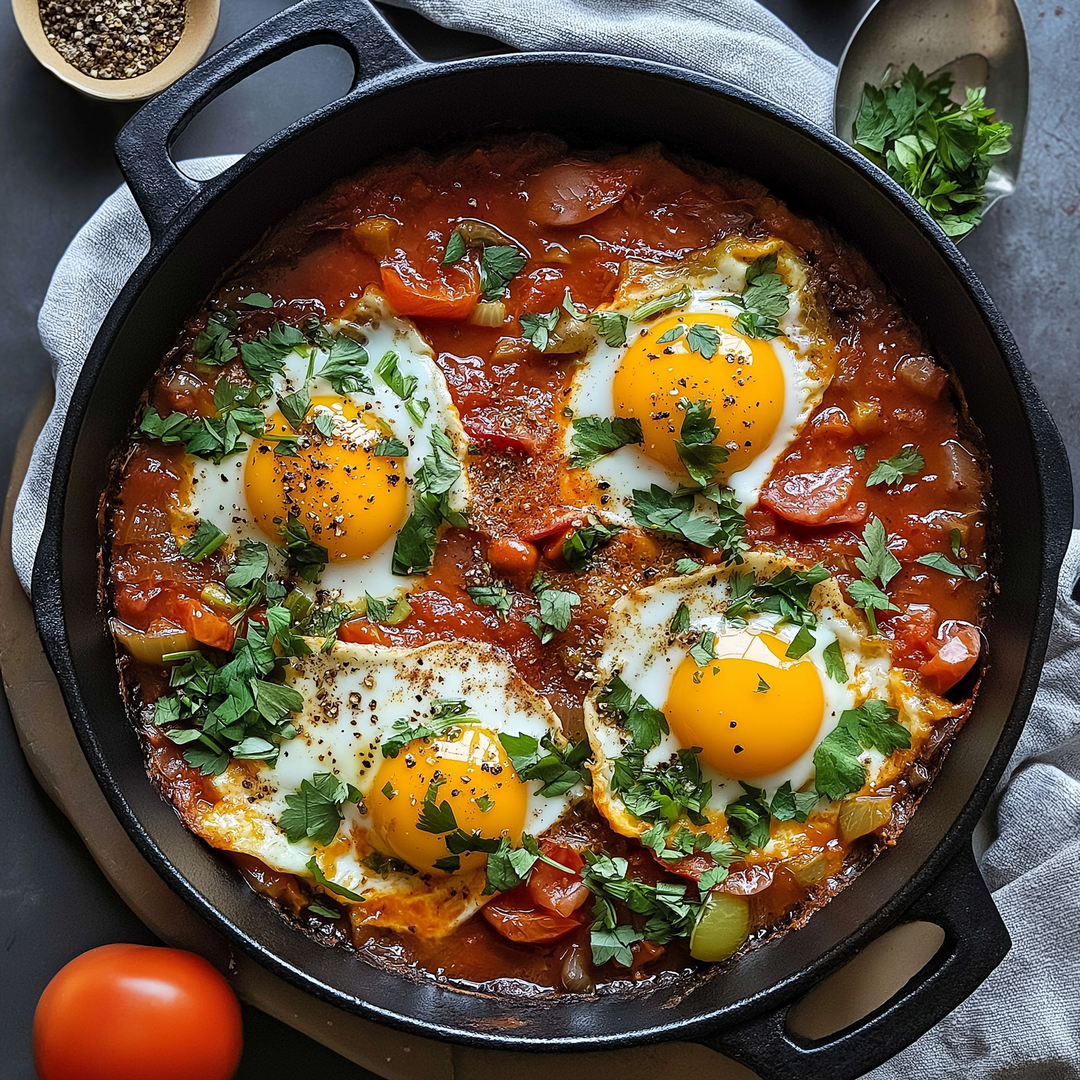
[
  {"left": 193, "top": 639, "right": 582, "bottom": 937},
  {"left": 586, "top": 553, "right": 908, "bottom": 844},
  {"left": 184, "top": 292, "right": 469, "bottom": 601},
  {"left": 562, "top": 238, "right": 835, "bottom": 521}
]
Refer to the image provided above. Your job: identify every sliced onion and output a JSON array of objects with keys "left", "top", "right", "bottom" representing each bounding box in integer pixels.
[
  {"left": 690, "top": 892, "right": 750, "bottom": 962},
  {"left": 941, "top": 439, "right": 982, "bottom": 500},
  {"left": 453, "top": 217, "right": 526, "bottom": 252},
  {"left": 110, "top": 617, "right": 195, "bottom": 664},
  {"left": 896, "top": 355, "right": 948, "bottom": 399},
  {"left": 560, "top": 943, "right": 596, "bottom": 994},
  {"left": 540, "top": 312, "right": 595, "bottom": 354},
  {"left": 850, "top": 399, "right": 883, "bottom": 436},
  {"left": 200, "top": 582, "right": 238, "bottom": 614},
  {"left": 351, "top": 215, "right": 400, "bottom": 258},
  {"left": 838, "top": 796, "right": 893, "bottom": 842},
  {"left": 469, "top": 300, "right": 507, "bottom": 327}
]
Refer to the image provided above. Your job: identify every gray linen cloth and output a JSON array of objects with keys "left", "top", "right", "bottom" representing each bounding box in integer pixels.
[{"left": 10, "top": 2, "right": 1080, "bottom": 1075}]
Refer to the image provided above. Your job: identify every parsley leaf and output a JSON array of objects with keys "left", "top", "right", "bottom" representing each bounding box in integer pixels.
[
  {"left": 730, "top": 254, "right": 790, "bottom": 340},
  {"left": 866, "top": 445, "right": 924, "bottom": 487},
  {"left": 525, "top": 574, "right": 580, "bottom": 644},
  {"left": 479, "top": 245, "right": 527, "bottom": 300},
  {"left": 853, "top": 64, "right": 1012, "bottom": 238},
  {"left": 239, "top": 292, "right": 273, "bottom": 309},
  {"left": 675, "top": 558, "right": 703, "bottom": 574},
  {"left": 391, "top": 427, "right": 466, "bottom": 576},
  {"left": 278, "top": 515, "right": 328, "bottom": 583},
  {"left": 416, "top": 776, "right": 458, "bottom": 834},
  {"left": 589, "top": 311, "right": 629, "bottom": 347},
  {"left": 686, "top": 323, "right": 722, "bottom": 359},
  {"left": 785, "top": 624, "right": 816, "bottom": 660},
  {"left": 851, "top": 517, "right": 901, "bottom": 634},
  {"left": 631, "top": 287, "right": 692, "bottom": 322},
  {"left": 520, "top": 308, "right": 560, "bottom": 352},
  {"left": 568, "top": 415, "right": 644, "bottom": 468},
  {"left": 562, "top": 517, "right": 621, "bottom": 572},
  {"left": 375, "top": 350, "right": 418, "bottom": 404},
  {"left": 917, "top": 552, "right": 979, "bottom": 580},
  {"left": 675, "top": 398, "right": 728, "bottom": 486},
  {"left": 823, "top": 639, "right": 848, "bottom": 682},
  {"left": 813, "top": 700, "right": 910, "bottom": 800},
  {"left": 441, "top": 229, "right": 467, "bottom": 265},
  {"left": 179, "top": 519, "right": 226, "bottom": 562},
  {"left": 279, "top": 772, "right": 359, "bottom": 846},
  {"left": 306, "top": 857, "right": 364, "bottom": 902},
  {"left": 597, "top": 675, "right": 670, "bottom": 752},
  {"left": 499, "top": 731, "right": 592, "bottom": 797},
  {"left": 318, "top": 336, "right": 372, "bottom": 395},
  {"left": 381, "top": 697, "right": 481, "bottom": 759},
  {"left": 465, "top": 583, "right": 513, "bottom": 619},
  {"left": 278, "top": 388, "right": 310, "bottom": 430}
]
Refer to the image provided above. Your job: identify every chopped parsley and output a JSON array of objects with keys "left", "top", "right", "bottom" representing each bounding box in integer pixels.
[
  {"left": 278, "top": 515, "right": 328, "bottom": 583},
  {"left": 520, "top": 308, "right": 560, "bottom": 351},
  {"left": 239, "top": 292, "right": 273, "bottom": 309},
  {"left": 581, "top": 850, "right": 699, "bottom": 967},
  {"left": 823, "top": 639, "right": 849, "bottom": 682},
  {"left": 866, "top": 445, "right": 924, "bottom": 487},
  {"left": 631, "top": 287, "right": 692, "bottom": 322},
  {"left": 730, "top": 253, "right": 790, "bottom": 340},
  {"left": 240, "top": 321, "right": 308, "bottom": 394},
  {"left": 318, "top": 335, "right": 372, "bottom": 395},
  {"left": 441, "top": 229, "right": 467, "bottom": 266},
  {"left": 597, "top": 674, "right": 669, "bottom": 752},
  {"left": 192, "top": 309, "right": 239, "bottom": 365},
  {"left": 152, "top": 622, "right": 304, "bottom": 776},
  {"left": 631, "top": 483, "right": 746, "bottom": 561},
  {"left": 524, "top": 574, "right": 580, "bottom": 644},
  {"left": 380, "top": 697, "right": 481, "bottom": 759},
  {"left": 813, "top": 700, "right": 910, "bottom": 800},
  {"left": 279, "top": 772, "right": 361, "bottom": 846},
  {"left": 178, "top": 519, "right": 226, "bottom": 562},
  {"left": 848, "top": 517, "right": 901, "bottom": 634},
  {"left": 499, "top": 731, "right": 591, "bottom": 797},
  {"left": 853, "top": 64, "right": 1012, "bottom": 238},
  {"left": 465, "top": 583, "right": 513, "bottom": 619},
  {"left": 674, "top": 399, "right": 728, "bottom": 487},
  {"left": 479, "top": 245, "right": 527, "bottom": 300},
  {"left": 306, "top": 857, "right": 364, "bottom": 902},
  {"left": 918, "top": 531, "right": 979, "bottom": 579},
  {"left": 561, "top": 517, "right": 621, "bottom": 572},
  {"left": 277, "top": 388, "right": 310, "bottom": 430},
  {"left": 391, "top": 427, "right": 467, "bottom": 576},
  {"left": 611, "top": 746, "right": 712, "bottom": 827},
  {"left": 568, "top": 415, "right": 643, "bottom": 468}
]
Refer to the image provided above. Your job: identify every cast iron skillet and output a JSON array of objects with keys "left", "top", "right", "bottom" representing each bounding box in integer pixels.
[{"left": 31, "top": 1, "right": 1073, "bottom": 1077}]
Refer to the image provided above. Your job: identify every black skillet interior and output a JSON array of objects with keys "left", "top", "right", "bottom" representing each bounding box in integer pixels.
[{"left": 31, "top": 2, "right": 1073, "bottom": 1079}]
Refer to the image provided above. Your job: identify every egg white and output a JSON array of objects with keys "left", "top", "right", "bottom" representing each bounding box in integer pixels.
[
  {"left": 585, "top": 553, "right": 897, "bottom": 834},
  {"left": 184, "top": 292, "right": 469, "bottom": 603},
  {"left": 194, "top": 639, "right": 582, "bottom": 936},
  {"left": 562, "top": 239, "right": 834, "bottom": 522}
]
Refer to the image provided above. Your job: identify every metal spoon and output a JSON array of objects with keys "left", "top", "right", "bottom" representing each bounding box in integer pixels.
[{"left": 834, "top": 0, "right": 1030, "bottom": 228}]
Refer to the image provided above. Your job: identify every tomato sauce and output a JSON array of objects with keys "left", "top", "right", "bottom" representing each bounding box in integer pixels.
[{"left": 102, "top": 136, "right": 989, "bottom": 994}]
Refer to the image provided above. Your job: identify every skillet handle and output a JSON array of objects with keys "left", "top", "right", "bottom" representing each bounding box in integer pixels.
[
  {"left": 114, "top": 0, "right": 422, "bottom": 241},
  {"left": 698, "top": 844, "right": 1009, "bottom": 1080}
]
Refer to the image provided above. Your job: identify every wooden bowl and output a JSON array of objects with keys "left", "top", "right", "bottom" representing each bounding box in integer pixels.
[{"left": 11, "top": 0, "right": 219, "bottom": 101}]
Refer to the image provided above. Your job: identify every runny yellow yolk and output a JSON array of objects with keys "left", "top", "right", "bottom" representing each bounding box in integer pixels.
[
  {"left": 368, "top": 727, "right": 528, "bottom": 874},
  {"left": 611, "top": 311, "right": 785, "bottom": 481},
  {"left": 244, "top": 396, "right": 407, "bottom": 561},
  {"left": 665, "top": 631, "right": 825, "bottom": 780}
]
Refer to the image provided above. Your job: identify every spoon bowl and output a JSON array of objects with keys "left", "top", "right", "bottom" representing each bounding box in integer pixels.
[{"left": 834, "top": 0, "right": 1029, "bottom": 228}]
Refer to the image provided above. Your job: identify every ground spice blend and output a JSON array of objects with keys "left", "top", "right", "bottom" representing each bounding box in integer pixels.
[{"left": 38, "top": 0, "right": 186, "bottom": 80}]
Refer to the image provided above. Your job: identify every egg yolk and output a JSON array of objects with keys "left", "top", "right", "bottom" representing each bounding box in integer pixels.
[
  {"left": 665, "top": 631, "right": 825, "bottom": 779},
  {"left": 244, "top": 397, "right": 408, "bottom": 561},
  {"left": 612, "top": 311, "right": 785, "bottom": 480},
  {"left": 368, "top": 726, "right": 528, "bottom": 874}
]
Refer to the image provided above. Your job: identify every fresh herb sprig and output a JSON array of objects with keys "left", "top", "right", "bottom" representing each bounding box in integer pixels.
[
  {"left": 813, "top": 700, "right": 910, "bottom": 800},
  {"left": 853, "top": 64, "right": 1012, "bottom": 239}
]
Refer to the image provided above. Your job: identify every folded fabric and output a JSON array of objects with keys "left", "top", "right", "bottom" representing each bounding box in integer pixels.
[
  {"left": 10, "top": 2, "right": 1079, "bottom": 1076},
  {"left": 381, "top": 0, "right": 836, "bottom": 130}
]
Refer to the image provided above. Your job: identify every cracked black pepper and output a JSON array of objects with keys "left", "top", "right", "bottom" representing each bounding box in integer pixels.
[{"left": 38, "top": 0, "right": 186, "bottom": 80}]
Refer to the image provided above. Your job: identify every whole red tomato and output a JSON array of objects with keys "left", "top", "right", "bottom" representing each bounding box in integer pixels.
[{"left": 34, "top": 944, "right": 243, "bottom": 1080}]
